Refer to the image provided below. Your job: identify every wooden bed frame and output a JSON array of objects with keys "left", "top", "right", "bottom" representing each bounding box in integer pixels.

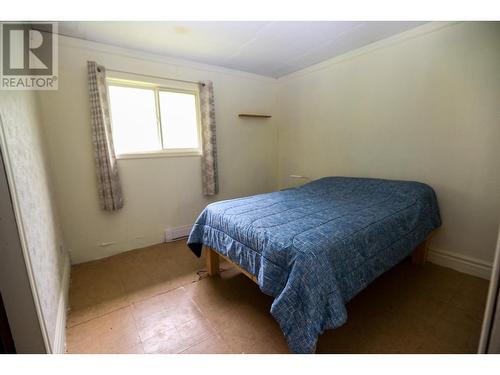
[{"left": 204, "top": 234, "right": 433, "bottom": 284}]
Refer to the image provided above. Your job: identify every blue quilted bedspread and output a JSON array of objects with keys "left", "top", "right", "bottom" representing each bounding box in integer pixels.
[{"left": 187, "top": 177, "right": 441, "bottom": 353}]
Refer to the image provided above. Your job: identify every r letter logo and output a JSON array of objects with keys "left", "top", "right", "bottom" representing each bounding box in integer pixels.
[{"left": 1, "top": 22, "right": 58, "bottom": 90}]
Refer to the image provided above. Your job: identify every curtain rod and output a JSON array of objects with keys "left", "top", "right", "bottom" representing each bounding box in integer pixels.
[{"left": 106, "top": 68, "right": 205, "bottom": 86}]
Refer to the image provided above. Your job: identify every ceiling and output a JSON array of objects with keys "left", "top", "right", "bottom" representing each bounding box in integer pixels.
[{"left": 58, "top": 21, "right": 426, "bottom": 78}]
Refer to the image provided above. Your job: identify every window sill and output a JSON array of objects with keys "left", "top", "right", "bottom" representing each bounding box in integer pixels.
[{"left": 116, "top": 150, "right": 202, "bottom": 160}]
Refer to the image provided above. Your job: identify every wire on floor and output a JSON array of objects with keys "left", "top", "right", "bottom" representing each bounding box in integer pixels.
[{"left": 193, "top": 267, "right": 230, "bottom": 283}]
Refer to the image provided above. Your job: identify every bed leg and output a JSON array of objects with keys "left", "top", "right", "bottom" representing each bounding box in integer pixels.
[
  {"left": 206, "top": 247, "right": 220, "bottom": 276},
  {"left": 411, "top": 238, "right": 430, "bottom": 265}
]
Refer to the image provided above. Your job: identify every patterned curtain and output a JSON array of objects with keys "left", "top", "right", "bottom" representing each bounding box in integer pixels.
[
  {"left": 199, "top": 81, "right": 219, "bottom": 195},
  {"left": 87, "top": 61, "right": 124, "bottom": 210}
]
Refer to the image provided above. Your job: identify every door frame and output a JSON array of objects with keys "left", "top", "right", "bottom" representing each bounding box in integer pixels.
[{"left": 478, "top": 225, "right": 500, "bottom": 353}]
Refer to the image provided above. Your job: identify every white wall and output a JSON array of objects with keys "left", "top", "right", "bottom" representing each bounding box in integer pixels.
[
  {"left": 37, "top": 22, "right": 500, "bottom": 275},
  {"left": 0, "top": 91, "right": 69, "bottom": 352},
  {"left": 38, "top": 36, "right": 278, "bottom": 264},
  {"left": 276, "top": 22, "right": 500, "bottom": 266}
]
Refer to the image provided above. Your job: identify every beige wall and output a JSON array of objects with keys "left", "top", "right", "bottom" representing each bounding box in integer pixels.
[
  {"left": 0, "top": 91, "right": 69, "bottom": 352},
  {"left": 276, "top": 22, "right": 500, "bottom": 265},
  {"left": 37, "top": 22, "right": 500, "bottom": 272},
  {"left": 38, "top": 36, "right": 278, "bottom": 264},
  {"left": 0, "top": 21, "right": 495, "bottom": 351}
]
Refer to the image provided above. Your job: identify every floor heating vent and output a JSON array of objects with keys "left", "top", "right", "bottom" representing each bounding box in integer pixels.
[{"left": 164, "top": 225, "right": 192, "bottom": 242}]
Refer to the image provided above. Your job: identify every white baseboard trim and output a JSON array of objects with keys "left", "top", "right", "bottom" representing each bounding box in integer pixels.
[
  {"left": 428, "top": 248, "right": 492, "bottom": 280},
  {"left": 53, "top": 253, "right": 70, "bottom": 354}
]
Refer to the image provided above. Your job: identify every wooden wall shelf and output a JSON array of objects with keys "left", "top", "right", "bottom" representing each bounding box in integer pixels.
[{"left": 238, "top": 114, "right": 272, "bottom": 118}]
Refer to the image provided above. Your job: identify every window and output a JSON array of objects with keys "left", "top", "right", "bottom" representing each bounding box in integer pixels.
[{"left": 107, "top": 78, "right": 202, "bottom": 158}]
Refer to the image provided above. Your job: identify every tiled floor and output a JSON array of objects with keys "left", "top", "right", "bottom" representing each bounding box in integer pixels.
[{"left": 66, "top": 240, "right": 489, "bottom": 354}]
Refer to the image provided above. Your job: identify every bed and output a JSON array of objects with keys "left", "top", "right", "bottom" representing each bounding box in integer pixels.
[{"left": 187, "top": 176, "right": 441, "bottom": 353}]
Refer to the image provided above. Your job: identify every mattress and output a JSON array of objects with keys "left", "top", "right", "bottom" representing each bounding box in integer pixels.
[{"left": 187, "top": 176, "right": 441, "bottom": 353}]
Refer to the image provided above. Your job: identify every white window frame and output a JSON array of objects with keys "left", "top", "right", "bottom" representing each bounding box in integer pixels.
[{"left": 106, "top": 76, "right": 203, "bottom": 159}]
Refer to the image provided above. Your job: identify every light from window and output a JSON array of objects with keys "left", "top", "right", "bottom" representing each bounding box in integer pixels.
[
  {"left": 108, "top": 85, "right": 160, "bottom": 155},
  {"left": 107, "top": 80, "right": 200, "bottom": 157},
  {"left": 159, "top": 91, "right": 199, "bottom": 149}
]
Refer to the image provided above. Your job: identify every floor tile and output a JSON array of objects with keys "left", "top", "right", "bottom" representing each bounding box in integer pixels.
[
  {"left": 66, "top": 240, "right": 489, "bottom": 354},
  {"left": 141, "top": 328, "right": 193, "bottom": 354},
  {"left": 175, "top": 317, "right": 214, "bottom": 343},
  {"left": 181, "top": 335, "right": 232, "bottom": 354}
]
